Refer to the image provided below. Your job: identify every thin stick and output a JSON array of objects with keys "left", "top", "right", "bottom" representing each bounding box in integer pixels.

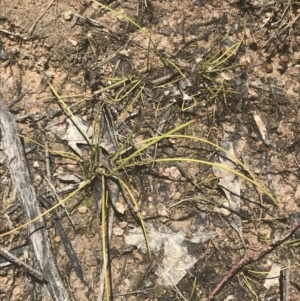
[
  {"left": 207, "top": 220, "right": 300, "bottom": 300},
  {"left": 44, "top": 176, "right": 75, "bottom": 227},
  {"left": 44, "top": 141, "right": 51, "bottom": 179},
  {"left": 0, "top": 248, "right": 46, "bottom": 282},
  {"left": 0, "top": 29, "right": 25, "bottom": 39},
  {"left": 285, "top": 259, "right": 291, "bottom": 301},
  {"left": 28, "top": 0, "right": 56, "bottom": 37}
]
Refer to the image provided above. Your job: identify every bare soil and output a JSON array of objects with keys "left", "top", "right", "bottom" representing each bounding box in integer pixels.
[{"left": 1, "top": 0, "right": 300, "bottom": 300}]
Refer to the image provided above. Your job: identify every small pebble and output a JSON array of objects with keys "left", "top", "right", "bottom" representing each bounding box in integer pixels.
[
  {"left": 63, "top": 11, "right": 73, "bottom": 21},
  {"left": 33, "top": 161, "right": 39, "bottom": 168},
  {"left": 148, "top": 196, "right": 154, "bottom": 202},
  {"left": 78, "top": 206, "right": 88, "bottom": 214},
  {"left": 265, "top": 63, "right": 273, "bottom": 73},
  {"left": 115, "top": 202, "right": 126, "bottom": 214},
  {"left": 68, "top": 38, "right": 78, "bottom": 47},
  {"left": 119, "top": 221, "right": 128, "bottom": 229},
  {"left": 54, "top": 236, "right": 61, "bottom": 243},
  {"left": 113, "top": 227, "right": 124, "bottom": 236},
  {"left": 33, "top": 174, "right": 42, "bottom": 186}
]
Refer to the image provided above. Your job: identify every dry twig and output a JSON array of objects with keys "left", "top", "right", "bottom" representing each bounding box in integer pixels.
[
  {"left": 0, "top": 248, "right": 46, "bottom": 282},
  {"left": 208, "top": 220, "right": 300, "bottom": 300}
]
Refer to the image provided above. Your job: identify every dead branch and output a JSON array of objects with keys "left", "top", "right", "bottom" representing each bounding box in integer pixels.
[
  {"left": 207, "top": 220, "right": 300, "bottom": 300},
  {"left": 0, "top": 95, "right": 71, "bottom": 301}
]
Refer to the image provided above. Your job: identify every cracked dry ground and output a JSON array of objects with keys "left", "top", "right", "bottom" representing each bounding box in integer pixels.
[{"left": 1, "top": 0, "right": 300, "bottom": 300}]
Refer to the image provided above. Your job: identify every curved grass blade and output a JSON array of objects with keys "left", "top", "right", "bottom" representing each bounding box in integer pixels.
[
  {"left": 119, "top": 179, "right": 151, "bottom": 259},
  {"left": 0, "top": 179, "right": 92, "bottom": 237},
  {"left": 101, "top": 175, "right": 111, "bottom": 301}
]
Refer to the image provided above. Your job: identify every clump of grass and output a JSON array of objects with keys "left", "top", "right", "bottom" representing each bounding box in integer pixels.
[{"left": 196, "top": 35, "right": 244, "bottom": 106}]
